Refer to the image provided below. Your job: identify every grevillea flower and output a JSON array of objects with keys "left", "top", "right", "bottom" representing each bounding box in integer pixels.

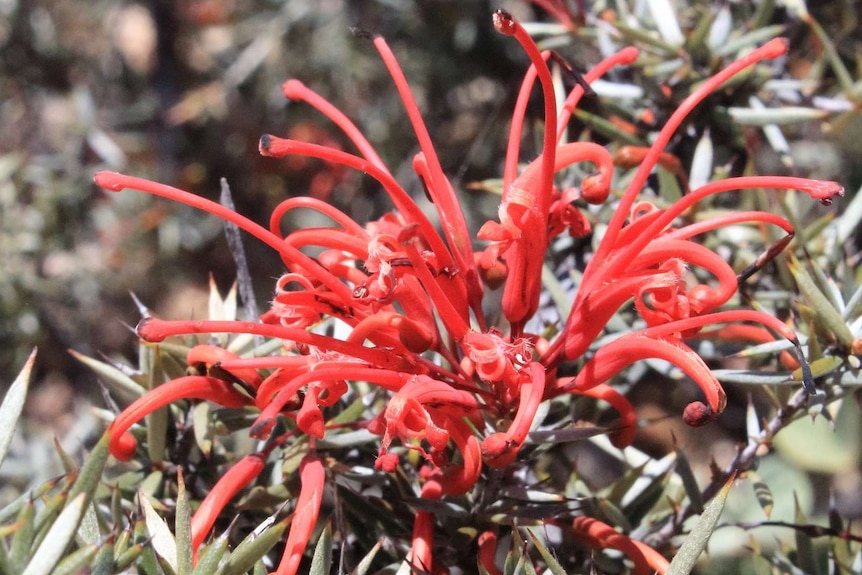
[{"left": 94, "top": 9, "right": 843, "bottom": 574}]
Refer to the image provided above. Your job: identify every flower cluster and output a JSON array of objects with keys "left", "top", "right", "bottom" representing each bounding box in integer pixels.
[{"left": 94, "top": 10, "right": 842, "bottom": 574}]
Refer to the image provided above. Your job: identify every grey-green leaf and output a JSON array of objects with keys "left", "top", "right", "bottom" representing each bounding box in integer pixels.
[
  {"left": 309, "top": 522, "right": 332, "bottom": 575},
  {"left": 667, "top": 473, "right": 735, "bottom": 575},
  {"left": 176, "top": 470, "right": 194, "bottom": 575},
  {"left": 21, "top": 493, "right": 86, "bottom": 575},
  {"left": 140, "top": 490, "right": 178, "bottom": 573},
  {"left": 0, "top": 348, "right": 36, "bottom": 469}
]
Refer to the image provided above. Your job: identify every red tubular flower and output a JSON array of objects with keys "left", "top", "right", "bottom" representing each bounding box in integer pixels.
[
  {"left": 572, "top": 517, "right": 669, "bottom": 575},
  {"left": 107, "top": 375, "right": 252, "bottom": 462},
  {"left": 191, "top": 453, "right": 267, "bottom": 555},
  {"left": 489, "top": 10, "right": 557, "bottom": 331},
  {"left": 273, "top": 456, "right": 325, "bottom": 575},
  {"left": 477, "top": 530, "right": 502, "bottom": 575},
  {"left": 481, "top": 362, "right": 546, "bottom": 468}
]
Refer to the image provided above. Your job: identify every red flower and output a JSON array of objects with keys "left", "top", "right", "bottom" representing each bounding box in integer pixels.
[{"left": 93, "top": 9, "right": 843, "bottom": 573}]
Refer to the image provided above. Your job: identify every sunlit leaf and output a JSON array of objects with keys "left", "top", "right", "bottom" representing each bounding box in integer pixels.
[
  {"left": 794, "top": 493, "right": 820, "bottom": 575},
  {"left": 788, "top": 254, "right": 855, "bottom": 347},
  {"left": 0, "top": 348, "right": 36, "bottom": 469},
  {"left": 309, "top": 522, "right": 332, "bottom": 575},
  {"left": 140, "top": 490, "right": 178, "bottom": 572},
  {"left": 21, "top": 493, "right": 86, "bottom": 575},
  {"left": 176, "top": 470, "right": 193, "bottom": 575},
  {"left": 667, "top": 473, "right": 735, "bottom": 575}
]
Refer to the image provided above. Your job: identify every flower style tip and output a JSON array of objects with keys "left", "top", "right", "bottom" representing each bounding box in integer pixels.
[
  {"left": 492, "top": 9, "right": 517, "bottom": 35},
  {"left": 94, "top": 170, "right": 127, "bottom": 192}
]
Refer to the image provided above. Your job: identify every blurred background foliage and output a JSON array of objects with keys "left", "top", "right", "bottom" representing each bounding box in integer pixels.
[
  {"left": 2, "top": 0, "right": 862, "bottom": 572},
  {"left": 2, "top": 0, "right": 861, "bottom": 395}
]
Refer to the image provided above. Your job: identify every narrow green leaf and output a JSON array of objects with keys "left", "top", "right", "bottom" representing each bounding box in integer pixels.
[
  {"left": 527, "top": 531, "right": 566, "bottom": 575},
  {"left": 32, "top": 486, "right": 70, "bottom": 543},
  {"left": 794, "top": 493, "right": 820, "bottom": 575},
  {"left": 89, "top": 538, "right": 116, "bottom": 575},
  {"left": 0, "top": 348, "right": 36, "bottom": 468},
  {"left": 193, "top": 527, "right": 231, "bottom": 575},
  {"left": 667, "top": 473, "right": 736, "bottom": 575},
  {"left": 0, "top": 478, "right": 60, "bottom": 524},
  {"left": 791, "top": 356, "right": 842, "bottom": 383},
  {"left": 713, "top": 25, "right": 784, "bottom": 57},
  {"left": 52, "top": 437, "right": 78, "bottom": 474},
  {"left": 115, "top": 541, "right": 147, "bottom": 571},
  {"left": 21, "top": 492, "right": 86, "bottom": 575},
  {"left": 572, "top": 108, "right": 644, "bottom": 146},
  {"left": 788, "top": 255, "right": 855, "bottom": 347},
  {"left": 52, "top": 543, "right": 99, "bottom": 575},
  {"left": 216, "top": 515, "right": 288, "bottom": 575},
  {"left": 353, "top": 540, "right": 382, "bottom": 575},
  {"left": 176, "top": 470, "right": 194, "bottom": 575},
  {"left": 140, "top": 490, "right": 178, "bottom": 573},
  {"left": 9, "top": 499, "right": 36, "bottom": 569},
  {"left": 309, "top": 522, "right": 332, "bottom": 575},
  {"left": 68, "top": 431, "right": 110, "bottom": 511},
  {"left": 146, "top": 346, "right": 168, "bottom": 465},
  {"left": 805, "top": 15, "right": 855, "bottom": 94},
  {"left": 193, "top": 402, "right": 214, "bottom": 456},
  {"left": 68, "top": 349, "right": 144, "bottom": 400},
  {"left": 835, "top": 182, "right": 862, "bottom": 248},
  {"left": 727, "top": 106, "right": 829, "bottom": 126}
]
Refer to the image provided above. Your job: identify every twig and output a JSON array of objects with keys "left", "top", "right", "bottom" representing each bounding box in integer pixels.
[{"left": 219, "top": 178, "right": 260, "bottom": 323}]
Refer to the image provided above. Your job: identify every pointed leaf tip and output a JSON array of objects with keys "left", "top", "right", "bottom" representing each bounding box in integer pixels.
[
  {"left": 667, "top": 473, "right": 735, "bottom": 575},
  {"left": 0, "top": 348, "right": 37, "bottom": 469}
]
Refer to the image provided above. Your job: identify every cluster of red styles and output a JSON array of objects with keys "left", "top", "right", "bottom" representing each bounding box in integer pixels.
[{"left": 94, "top": 10, "right": 843, "bottom": 575}]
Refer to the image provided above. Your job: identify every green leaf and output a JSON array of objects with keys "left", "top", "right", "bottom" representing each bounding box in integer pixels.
[
  {"left": 9, "top": 499, "right": 36, "bottom": 569},
  {"left": 193, "top": 528, "right": 231, "bottom": 575},
  {"left": 0, "top": 348, "right": 36, "bottom": 469},
  {"left": 788, "top": 255, "right": 855, "bottom": 347},
  {"left": 176, "top": 470, "right": 193, "bottom": 575},
  {"left": 21, "top": 493, "right": 86, "bottom": 575},
  {"left": 667, "top": 473, "right": 735, "bottom": 575},
  {"left": 140, "top": 490, "right": 178, "bottom": 573},
  {"left": 0, "top": 478, "right": 59, "bottom": 524},
  {"left": 353, "top": 540, "right": 382, "bottom": 575},
  {"left": 52, "top": 543, "right": 99, "bottom": 575},
  {"left": 216, "top": 515, "right": 288, "bottom": 575},
  {"left": 794, "top": 493, "right": 820, "bottom": 575},
  {"left": 68, "top": 431, "right": 110, "bottom": 511},
  {"left": 309, "top": 522, "right": 332, "bottom": 575},
  {"left": 193, "top": 402, "right": 214, "bottom": 456},
  {"left": 727, "top": 106, "right": 829, "bottom": 126},
  {"left": 89, "top": 539, "right": 115, "bottom": 575},
  {"left": 527, "top": 530, "right": 566, "bottom": 575},
  {"left": 146, "top": 346, "right": 169, "bottom": 465},
  {"left": 68, "top": 349, "right": 144, "bottom": 401}
]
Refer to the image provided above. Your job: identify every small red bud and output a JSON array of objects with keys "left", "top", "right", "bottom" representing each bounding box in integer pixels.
[{"left": 683, "top": 401, "right": 715, "bottom": 427}]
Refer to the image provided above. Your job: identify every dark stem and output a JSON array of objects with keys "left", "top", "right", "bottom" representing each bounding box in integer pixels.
[{"left": 219, "top": 178, "right": 260, "bottom": 323}]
